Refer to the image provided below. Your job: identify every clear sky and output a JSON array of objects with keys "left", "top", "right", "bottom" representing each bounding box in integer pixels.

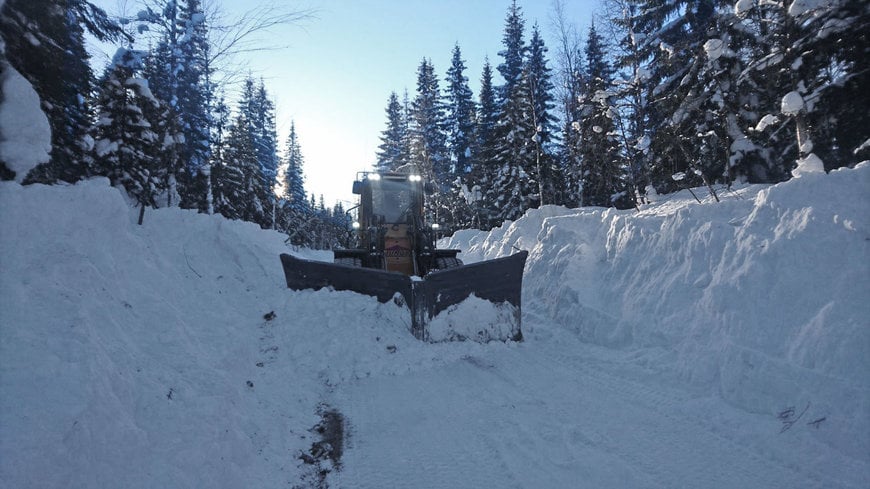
[{"left": 90, "top": 0, "right": 598, "bottom": 207}]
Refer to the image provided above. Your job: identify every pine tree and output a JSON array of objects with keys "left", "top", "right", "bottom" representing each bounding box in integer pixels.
[
  {"left": 282, "top": 121, "right": 308, "bottom": 215},
  {"left": 91, "top": 48, "right": 164, "bottom": 219},
  {"left": 444, "top": 43, "right": 477, "bottom": 178},
  {"left": 739, "top": 1, "right": 870, "bottom": 177},
  {"left": 408, "top": 58, "right": 449, "bottom": 224},
  {"left": 226, "top": 76, "right": 280, "bottom": 227},
  {"left": 464, "top": 58, "right": 499, "bottom": 228},
  {"left": 606, "top": 0, "right": 651, "bottom": 203},
  {"left": 175, "top": 0, "right": 212, "bottom": 211},
  {"left": 578, "top": 21, "right": 629, "bottom": 208},
  {"left": 375, "top": 91, "right": 408, "bottom": 171},
  {"left": 443, "top": 43, "right": 478, "bottom": 228},
  {"left": 215, "top": 112, "right": 271, "bottom": 225},
  {"left": 476, "top": 58, "right": 499, "bottom": 171},
  {"left": 524, "top": 22, "right": 561, "bottom": 207},
  {"left": 2, "top": 0, "right": 127, "bottom": 183},
  {"left": 489, "top": 0, "right": 535, "bottom": 225},
  {"left": 137, "top": 0, "right": 212, "bottom": 208},
  {"left": 630, "top": 0, "right": 724, "bottom": 194}
]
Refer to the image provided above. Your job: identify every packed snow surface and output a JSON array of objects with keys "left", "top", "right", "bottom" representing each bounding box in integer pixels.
[{"left": 2, "top": 165, "right": 869, "bottom": 488}]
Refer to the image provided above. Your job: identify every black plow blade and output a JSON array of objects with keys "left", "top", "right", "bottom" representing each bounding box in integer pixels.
[{"left": 279, "top": 251, "right": 528, "bottom": 342}]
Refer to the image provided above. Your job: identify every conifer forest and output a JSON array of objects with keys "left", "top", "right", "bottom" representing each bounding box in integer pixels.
[{"left": 2, "top": 0, "right": 867, "bottom": 246}]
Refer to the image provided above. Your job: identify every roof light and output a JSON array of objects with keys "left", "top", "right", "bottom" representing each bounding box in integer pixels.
[{"left": 368, "top": 173, "right": 381, "bottom": 181}]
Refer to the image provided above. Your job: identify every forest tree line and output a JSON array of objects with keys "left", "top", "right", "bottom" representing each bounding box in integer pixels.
[
  {"left": 376, "top": 0, "right": 868, "bottom": 230},
  {"left": 1, "top": 0, "right": 349, "bottom": 248},
  {"left": 1, "top": 0, "right": 867, "bottom": 243}
]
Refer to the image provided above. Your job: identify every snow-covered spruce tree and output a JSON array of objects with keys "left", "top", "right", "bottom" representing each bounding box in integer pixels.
[
  {"left": 578, "top": 21, "right": 631, "bottom": 208},
  {"left": 524, "top": 22, "right": 562, "bottom": 207},
  {"left": 444, "top": 43, "right": 477, "bottom": 180},
  {"left": 281, "top": 121, "right": 312, "bottom": 246},
  {"left": 283, "top": 122, "right": 307, "bottom": 215},
  {"left": 91, "top": 48, "right": 165, "bottom": 223},
  {"left": 646, "top": 0, "right": 761, "bottom": 197},
  {"left": 606, "top": 0, "right": 652, "bottom": 203},
  {"left": 630, "top": 0, "right": 722, "bottom": 194},
  {"left": 138, "top": 0, "right": 212, "bottom": 209},
  {"left": 224, "top": 76, "right": 279, "bottom": 228},
  {"left": 214, "top": 111, "right": 271, "bottom": 226},
  {"left": 738, "top": 0, "right": 869, "bottom": 177},
  {"left": 408, "top": 58, "right": 450, "bottom": 225},
  {"left": 375, "top": 91, "right": 408, "bottom": 172},
  {"left": 1, "top": 0, "right": 127, "bottom": 183},
  {"left": 443, "top": 43, "right": 478, "bottom": 228},
  {"left": 488, "top": 0, "right": 535, "bottom": 226},
  {"left": 470, "top": 58, "right": 500, "bottom": 228},
  {"left": 174, "top": 0, "right": 212, "bottom": 212}
]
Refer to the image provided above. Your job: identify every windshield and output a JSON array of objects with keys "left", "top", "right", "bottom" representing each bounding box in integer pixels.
[{"left": 371, "top": 178, "right": 414, "bottom": 223}]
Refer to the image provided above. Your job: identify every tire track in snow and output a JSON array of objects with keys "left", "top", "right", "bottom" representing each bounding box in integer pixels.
[
  {"left": 331, "top": 332, "right": 865, "bottom": 488},
  {"left": 536, "top": 340, "right": 866, "bottom": 489}
]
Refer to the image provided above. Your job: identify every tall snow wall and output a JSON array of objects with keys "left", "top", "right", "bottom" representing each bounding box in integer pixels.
[{"left": 445, "top": 163, "right": 870, "bottom": 459}]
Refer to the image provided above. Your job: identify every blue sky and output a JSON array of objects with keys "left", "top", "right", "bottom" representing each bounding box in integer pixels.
[{"left": 91, "top": 0, "right": 597, "bottom": 206}]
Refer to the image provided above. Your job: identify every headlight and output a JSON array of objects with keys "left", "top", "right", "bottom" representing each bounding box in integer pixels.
[
  {"left": 352, "top": 221, "right": 360, "bottom": 229},
  {"left": 431, "top": 223, "right": 440, "bottom": 230},
  {"left": 408, "top": 174, "right": 422, "bottom": 182},
  {"left": 368, "top": 173, "right": 381, "bottom": 181}
]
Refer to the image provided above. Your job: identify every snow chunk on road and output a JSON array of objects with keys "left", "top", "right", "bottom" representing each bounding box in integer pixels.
[{"left": 427, "top": 294, "right": 520, "bottom": 343}]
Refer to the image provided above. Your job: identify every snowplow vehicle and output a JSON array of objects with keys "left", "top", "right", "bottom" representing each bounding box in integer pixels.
[{"left": 279, "top": 166, "right": 527, "bottom": 342}]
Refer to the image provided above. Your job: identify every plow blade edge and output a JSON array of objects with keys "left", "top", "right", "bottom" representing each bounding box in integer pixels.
[{"left": 279, "top": 251, "right": 528, "bottom": 342}]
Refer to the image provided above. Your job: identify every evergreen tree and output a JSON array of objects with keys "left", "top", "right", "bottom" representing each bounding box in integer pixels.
[
  {"left": 739, "top": 0, "right": 870, "bottom": 176},
  {"left": 443, "top": 43, "right": 478, "bottom": 228},
  {"left": 444, "top": 43, "right": 477, "bottom": 178},
  {"left": 2, "top": 0, "right": 127, "bottom": 183},
  {"left": 375, "top": 91, "right": 408, "bottom": 171},
  {"left": 488, "top": 0, "right": 535, "bottom": 225},
  {"left": 630, "top": 0, "right": 723, "bottom": 194},
  {"left": 607, "top": 0, "right": 652, "bottom": 204},
  {"left": 476, "top": 58, "right": 499, "bottom": 171},
  {"left": 524, "top": 22, "right": 561, "bottom": 206},
  {"left": 138, "top": 0, "right": 212, "bottom": 208},
  {"left": 282, "top": 121, "right": 307, "bottom": 215},
  {"left": 215, "top": 111, "right": 271, "bottom": 226},
  {"left": 578, "top": 22, "right": 629, "bottom": 208},
  {"left": 175, "top": 0, "right": 212, "bottom": 211},
  {"left": 91, "top": 48, "right": 164, "bottom": 218},
  {"left": 470, "top": 58, "right": 500, "bottom": 228},
  {"left": 408, "top": 58, "right": 449, "bottom": 224},
  {"left": 229, "top": 77, "right": 279, "bottom": 227}
]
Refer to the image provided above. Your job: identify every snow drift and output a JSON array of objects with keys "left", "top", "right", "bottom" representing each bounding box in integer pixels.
[
  {"left": 446, "top": 162, "right": 870, "bottom": 460},
  {"left": 1, "top": 163, "right": 868, "bottom": 486}
]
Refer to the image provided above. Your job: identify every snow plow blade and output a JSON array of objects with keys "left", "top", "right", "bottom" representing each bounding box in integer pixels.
[{"left": 279, "top": 251, "right": 528, "bottom": 342}]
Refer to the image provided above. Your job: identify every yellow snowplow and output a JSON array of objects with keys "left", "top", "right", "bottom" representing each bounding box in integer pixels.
[{"left": 280, "top": 168, "right": 527, "bottom": 342}]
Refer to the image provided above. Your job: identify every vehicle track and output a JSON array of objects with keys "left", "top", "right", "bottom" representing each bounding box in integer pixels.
[{"left": 330, "top": 328, "right": 868, "bottom": 488}]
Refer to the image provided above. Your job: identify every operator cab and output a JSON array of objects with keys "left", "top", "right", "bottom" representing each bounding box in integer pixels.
[{"left": 350, "top": 168, "right": 433, "bottom": 275}]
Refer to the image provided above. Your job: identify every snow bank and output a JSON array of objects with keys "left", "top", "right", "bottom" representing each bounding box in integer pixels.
[
  {"left": 445, "top": 164, "right": 870, "bottom": 459},
  {"left": 0, "top": 62, "right": 51, "bottom": 181},
  {"left": 0, "top": 179, "right": 501, "bottom": 487}
]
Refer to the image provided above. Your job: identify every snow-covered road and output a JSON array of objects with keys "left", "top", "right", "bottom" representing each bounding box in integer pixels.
[
  {"left": 331, "top": 317, "right": 861, "bottom": 488},
  {"left": 3, "top": 166, "right": 868, "bottom": 488}
]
